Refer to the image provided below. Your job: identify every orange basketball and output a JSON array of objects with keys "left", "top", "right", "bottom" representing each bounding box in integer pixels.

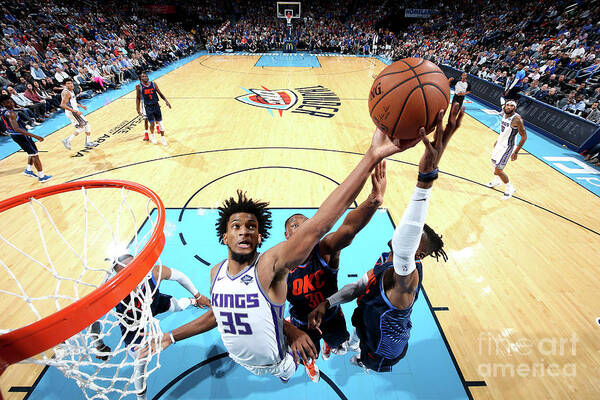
[{"left": 368, "top": 58, "right": 450, "bottom": 140}]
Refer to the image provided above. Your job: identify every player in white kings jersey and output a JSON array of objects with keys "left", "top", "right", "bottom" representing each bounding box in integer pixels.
[
  {"left": 486, "top": 100, "right": 527, "bottom": 199},
  {"left": 142, "top": 122, "right": 451, "bottom": 385}
]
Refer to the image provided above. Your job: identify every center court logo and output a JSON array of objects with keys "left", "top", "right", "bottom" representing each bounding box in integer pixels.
[{"left": 235, "top": 85, "right": 340, "bottom": 118}]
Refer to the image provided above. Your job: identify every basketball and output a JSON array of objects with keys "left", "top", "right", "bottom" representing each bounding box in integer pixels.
[{"left": 368, "top": 58, "right": 451, "bottom": 140}]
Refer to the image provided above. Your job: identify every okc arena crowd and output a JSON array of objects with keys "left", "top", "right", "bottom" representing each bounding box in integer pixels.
[{"left": 1, "top": 0, "right": 599, "bottom": 133}]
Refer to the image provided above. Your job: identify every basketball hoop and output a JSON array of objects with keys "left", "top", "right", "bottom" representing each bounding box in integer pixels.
[{"left": 0, "top": 180, "right": 166, "bottom": 399}]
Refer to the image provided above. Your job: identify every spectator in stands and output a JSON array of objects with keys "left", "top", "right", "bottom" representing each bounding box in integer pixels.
[
  {"left": 7, "top": 86, "right": 46, "bottom": 121},
  {"left": 32, "top": 80, "right": 60, "bottom": 109},
  {"left": 0, "top": 70, "right": 12, "bottom": 88},
  {"left": 544, "top": 87, "right": 560, "bottom": 107},
  {"left": 585, "top": 102, "right": 600, "bottom": 124},
  {"left": 558, "top": 92, "right": 577, "bottom": 111},
  {"left": 24, "top": 83, "right": 51, "bottom": 115},
  {"left": 30, "top": 63, "right": 46, "bottom": 81},
  {"left": 524, "top": 80, "right": 541, "bottom": 97}
]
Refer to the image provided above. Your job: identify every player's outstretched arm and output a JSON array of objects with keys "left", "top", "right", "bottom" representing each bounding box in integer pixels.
[
  {"left": 319, "top": 160, "right": 387, "bottom": 258},
  {"left": 138, "top": 264, "right": 221, "bottom": 357},
  {"left": 153, "top": 265, "right": 210, "bottom": 308},
  {"left": 307, "top": 271, "right": 370, "bottom": 331},
  {"left": 510, "top": 116, "right": 527, "bottom": 161},
  {"left": 392, "top": 104, "right": 463, "bottom": 292},
  {"left": 138, "top": 309, "right": 217, "bottom": 357},
  {"left": 266, "top": 128, "right": 420, "bottom": 273}
]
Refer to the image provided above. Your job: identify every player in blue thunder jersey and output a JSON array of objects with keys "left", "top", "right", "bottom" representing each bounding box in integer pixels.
[
  {"left": 136, "top": 72, "right": 171, "bottom": 145},
  {"left": 0, "top": 94, "right": 52, "bottom": 182},
  {"left": 285, "top": 161, "right": 387, "bottom": 369},
  {"left": 309, "top": 105, "right": 463, "bottom": 372},
  {"left": 90, "top": 254, "right": 210, "bottom": 400}
]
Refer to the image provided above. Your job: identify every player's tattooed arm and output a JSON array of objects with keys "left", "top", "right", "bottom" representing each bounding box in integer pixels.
[
  {"left": 511, "top": 116, "right": 527, "bottom": 161},
  {"left": 6, "top": 111, "right": 43, "bottom": 141},
  {"left": 60, "top": 90, "right": 79, "bottom": 114}
]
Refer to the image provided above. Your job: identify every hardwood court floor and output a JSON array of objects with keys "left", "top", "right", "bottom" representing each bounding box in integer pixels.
[{"left": 1, "top": 54, "right": 599, "bottom": 399}]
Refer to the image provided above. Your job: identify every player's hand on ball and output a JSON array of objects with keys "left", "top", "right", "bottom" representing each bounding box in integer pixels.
[
  {"left": 287, "top": 324, "right": 317, "bottom": 364},
  {"left": 369, "top": 127, "right": 420, "bottom": 160},
  {"left": 418, "top": 103, "right": 464, "bottom": 172},
  {"left": 194, "top": 293, "right": 211, "bottom": 308}
]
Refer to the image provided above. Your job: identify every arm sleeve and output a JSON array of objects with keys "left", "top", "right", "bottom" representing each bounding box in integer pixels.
[
  {"left": 392, "top": 187, "right": 432, "bottom": 276},
  {"left": 327, "top": 272, "right": 369, "bottom": 308},
  {"left": 168, "top": 268, "right": 200, "bottom": 297}
]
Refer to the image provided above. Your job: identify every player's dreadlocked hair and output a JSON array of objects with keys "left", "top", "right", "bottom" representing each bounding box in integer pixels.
[
  {"left": 423, "top": 223, "right": 448, "bottom": 262},
  {"left": 216, "top": 190, "right": 272, "bottom": 247}
]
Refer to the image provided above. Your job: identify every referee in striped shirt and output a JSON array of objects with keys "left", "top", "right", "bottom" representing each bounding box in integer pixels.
[{"left": 451, "top": 73, "right": 471, "bottom": 108}]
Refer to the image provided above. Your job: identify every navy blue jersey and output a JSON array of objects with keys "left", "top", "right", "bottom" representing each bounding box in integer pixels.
[
  {"left": 1, "top": 109, "right": 26, "bottom": 134},
  {"left": 116, "top": 273, "right": 172, "bottom": 345},
  {"left": 287, "top": 244, "right": 339, "bottom": 324},
  {"left": 354, "top": 257, "right": 423, "bottom": 360},
  {"left": 140, "top": 81, "right": 159, "bottom": 106}
]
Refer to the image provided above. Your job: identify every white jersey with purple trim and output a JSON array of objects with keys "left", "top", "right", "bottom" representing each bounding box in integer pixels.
[
  {"left": 492, "top": 112, "right": 519, "bottom": 164},
  {"left": 210, "top": 254, "right": 287, "bottom": 368}
]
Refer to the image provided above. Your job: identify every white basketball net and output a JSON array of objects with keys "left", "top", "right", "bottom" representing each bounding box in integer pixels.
[{"left": 0, "top": 185, "right": 165, "bottom": 399}]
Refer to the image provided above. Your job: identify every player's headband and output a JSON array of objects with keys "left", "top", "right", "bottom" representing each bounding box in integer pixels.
[{"left": 506, "top": 101, "right": 517, "bottom": 107}]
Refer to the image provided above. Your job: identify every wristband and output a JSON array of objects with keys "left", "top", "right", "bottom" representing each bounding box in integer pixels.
[
  {"left": 168, "top": 331, "right": 176, "bottom": 344},
  {"left": 418, "top": 168, "right": 439, "bottom": 182}
]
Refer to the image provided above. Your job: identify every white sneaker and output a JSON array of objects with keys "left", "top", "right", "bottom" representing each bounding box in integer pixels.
[
  {"left": 151, "top": 134, "right": 157, "bottom": 144},
  {"left": 61, "top": 138, "right": 71, "bottom": 150},
  {"left": 486, "top": 179, "right": 502, "bottom": 188},
  {"left": 350, "top": 355, "right": 369, "bottom": 372},
  {"left": 331, "top": 341, "right": 348, "bottom": 356},
  {"left": 160, "top": 136, "right": 167, "bottom": 146},
  {"left": 348, "top": 339, "right": 360, "bottom": 353},
  {"left": 501, "top": 186, "right": 516, "bottom": 200},
  {"left": 85, "top": 141, "right": 98, "bottom": 148}
]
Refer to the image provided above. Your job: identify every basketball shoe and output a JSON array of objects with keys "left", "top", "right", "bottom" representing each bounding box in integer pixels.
[
  {"left": 303, "top": 359, "right": 320, "bottom": 382},
  {"left": 350, "top": 355, "right": 369, "bottom": 372},
  {"left": 486, "top": 176, "right": 502, "bottom": 188},
  {"left": 501, "top": 184, "right": 516, "bottom": 200}
]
